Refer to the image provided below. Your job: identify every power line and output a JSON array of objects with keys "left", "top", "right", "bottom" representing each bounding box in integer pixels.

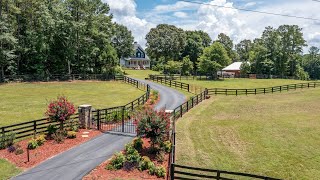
[{"left": 179, "top": 0, "right": 320, "bottom": 22}]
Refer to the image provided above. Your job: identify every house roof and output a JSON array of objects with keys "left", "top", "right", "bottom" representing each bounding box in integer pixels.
[
  {"left": 132, "top": 42, "right": 150, "bottom": 60},
  {"left": 222, "top": 62, "right": 244, "bottom": 71}
]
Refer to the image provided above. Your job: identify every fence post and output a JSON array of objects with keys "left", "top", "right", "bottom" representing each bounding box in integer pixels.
[
  {"left": 217, "top": 171, "right": 221, "bottom": 180},
  {"left": 170, "top": 80, "right": 172, "bottom": 87},
  {"left": 33, "top": 121, "right": 37, "bottom": 138},
  {"left": 215, "top": 88, "right": 217, "bottom": 95},
  {"left": 255, "top": 89, "right": 257, "bottom": 95},
  {"left": 191, "top": 98, "right": 194, "bottom": 108},
  {"left": 236, "top": 90, "right": 238, "bottom": 96},
  {"left": 122, "top": 106, "right": 125, "bottom": 132},
  {"left": 97, "top": 110, "right": 100, "bottom": 130},
  {"left": 131, "top": 101, "right": 134, "bottom": 111},
  {"left": 287, "top": 85, "right": 289, "bottom": 91},
  {"left": 197, "top": 95, "right": 199, "bottom": 104},
  {"left": 186, "top": 101, "right": 189, "bottom": 112},
  {"left": 180, "top": 106, "right": 183, "bottom": 117},
  {"left": 264, "top": 88, "right": 266, "bottom": 94},
  {"left": 246, "top": 89, "right": 247, "bottom": 95},
  {"left": 280, "top": 86, "right": 282, "bottom": 92},
  {"left": 187, "top": 84, "right": 190, "bottom": 92},
  {"left": 170, "top": 163, "right": 175, "bottom": 180},
  {"left": 314, "top": 82, "right": 316, "bottom": 88},
  {"left": 272, "top": 87, "right": 274, "bottom": 93}
]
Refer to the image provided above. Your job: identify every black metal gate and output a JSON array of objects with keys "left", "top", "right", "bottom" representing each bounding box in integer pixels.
[{"left": 91, "top": 89, "right": 149, "bottom": 135}]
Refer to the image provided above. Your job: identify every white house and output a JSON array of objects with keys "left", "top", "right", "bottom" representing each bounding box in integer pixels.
[{"left": 120, "top": 42, "right": 151, "bottom": 69}]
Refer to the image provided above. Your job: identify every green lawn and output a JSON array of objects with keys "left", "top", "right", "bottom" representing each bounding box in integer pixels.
[
  {"left": 176, "top": 88, "right": 320, "bottom": 180},
  {"left": 0, "top": 81, "right": 144, "bottom": 126},
  {"left": 0, "top": 159, "right": 21, "bottom": 180},
  {"left": 180, "top": 78, "right": 307, "bottom": 89},
  {"left": 124, "top": 69, "right": 160, "bottom": 79}
]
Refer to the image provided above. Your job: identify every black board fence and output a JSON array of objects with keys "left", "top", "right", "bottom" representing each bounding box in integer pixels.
[
  {"left": 207, "top": 82, "right": 320, "bottom": 96},
  {"left": 149, "top": 75, "right": 204, "bottom": 94},
  {"left": 0, "top": 76, "right": 149, "bottom": 143},
  {"left": 166, "top": 91, "right": 281, "bottom": 180},
  {"left": 1, "top": 74, "right": 125, "bottom": 82}
]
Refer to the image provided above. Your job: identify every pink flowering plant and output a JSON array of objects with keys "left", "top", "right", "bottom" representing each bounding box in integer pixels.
[
  {"left": 135, "top": 107, "right": 170, "bottom": 149},
  {"left": 46, "top": 96, "right": 76, "bottom": 130}
]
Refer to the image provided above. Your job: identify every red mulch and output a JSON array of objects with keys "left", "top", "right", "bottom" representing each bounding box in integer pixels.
[
  {"left": 0, "top": 129, "right": 101, "bottom": 170},
  {"left": 83, "top": 138, "right": 169, "bottom": 180}
]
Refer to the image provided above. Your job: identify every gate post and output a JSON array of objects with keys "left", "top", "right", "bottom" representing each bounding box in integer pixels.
[
  {"left": 122, "top": 106, "right": 125, "bottom": 132},
  {"left": 78, "top": 104, "right": 92, "bottom": 129}
]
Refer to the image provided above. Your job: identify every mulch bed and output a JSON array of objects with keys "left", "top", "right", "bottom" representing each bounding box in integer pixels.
[
  {"left": 83, "top": 138, "right": 169, "bottom": 180},
  {"left": 0, "top": 129, "right": 101, "bottom": 170}
]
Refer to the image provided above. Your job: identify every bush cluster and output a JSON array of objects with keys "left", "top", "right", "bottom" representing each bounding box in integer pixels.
[
  {"left": 135, "top": 108, "right": 170, "bottom": 149},
  {"left": 106, "top": 139, "right": 167, "bottom": 178},
  {"left": 67, "top": 131, "right": 77, "bottom": 139},
  {"left": 0, "top": 132, "right": 15, "bottom": 150}
]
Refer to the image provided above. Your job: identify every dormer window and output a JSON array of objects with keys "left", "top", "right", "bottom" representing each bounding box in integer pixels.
[{"left": 137, "top": 52, "right": 141, "bottom": 58}]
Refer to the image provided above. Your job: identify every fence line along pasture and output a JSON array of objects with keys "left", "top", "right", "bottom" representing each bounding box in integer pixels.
[
  {"left": 166, "top": 89, "right": 281, "bottom": 180},
  {"left": 207, "top": 81, "right": 320, "bottom": 96},
  {"left": 0, "top": 76, "right": 150, "bottom": 142},
  {"left": 1, "top": 74, "right": 125, "bottom": 82},
  {"left": 148, "top": 75, "right": 204, "bottom": 94}
]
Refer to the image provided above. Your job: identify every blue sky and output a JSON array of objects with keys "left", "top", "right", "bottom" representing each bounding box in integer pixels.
[{"left": 103, "top": 0, "right": 320, "bottom": 51}]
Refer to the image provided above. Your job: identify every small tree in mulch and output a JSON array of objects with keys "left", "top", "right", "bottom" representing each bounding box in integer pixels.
[
  {"left": 46, "top": 96, "right": 76, "bottom": 131},
  {"left": 135, "top": 107, "right": 170, "bottom": 151}
]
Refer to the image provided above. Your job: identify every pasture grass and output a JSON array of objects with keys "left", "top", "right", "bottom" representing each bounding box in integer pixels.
[
  {"left": 0, "top": 159, "right": 21, "bottom": 180},
  {"left": 124, "top": 69, "right": 160, "bottom": 79},
  {"left": 176, "top": 88, "right": 320, "bottom": 180},
  {"left": 0, "top": 81, "right": 144, "bottom": 126},
  {"left": 180, "top": 78, "right": 307, "bottom": 89}
]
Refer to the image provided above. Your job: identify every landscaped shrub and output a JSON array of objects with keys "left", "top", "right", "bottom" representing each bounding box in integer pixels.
[
  {"left": 138, "top": 156, "right": 153, "bottom": 171},
  {"left": 15, "top": 148, "right": 24, "bottom": 155},
  {"left": 155, "top": 166, "right": 166, "bottom": 177},
  {"left": 27, "top": 139, "right": 38, "bottom": 149},
  {"left": 67, "top": 131, "right": 77, "bottom": 139},
  {"left": 135, "top": 108, "right": 170, "bottom": 150},
  {"left": 0, "top": 132, "right": 16, "bottom": 149},
  {"left": 46, "top": 96, "right": 76, "bottom": 130},
  {"left": 148, "top": 163, "right": 156, "bottom": 175},
  {"left": 161, "top": 140, "right": 172, "bottom": 153},
  {"left": 133, "top": 137, "right": 143, "bottom": 152},
  {"left": 155, "top": 151, "right": 165, "bottom": 163},
  {"left": 106, "top": 152, "right": 126, "bottom": 170},
  {"left": 46, "top": 124, "right": 58, "bottom": 139},
  {"left": 7, "top": 145, "right": 16, "bottom": 153},
  {"left": 35, "top": 134, "right": 46, "bottom": 146},
  {"left": 53, "top": 129, "right": 65, "bottom": 143},
  {"left": 125, "top": 143, "right": 141, "bottom": 164}
]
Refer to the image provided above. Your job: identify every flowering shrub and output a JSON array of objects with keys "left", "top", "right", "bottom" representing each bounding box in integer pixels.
[
  {"left": 135, "top": 107, "right": 170, "bottom": 149},
  {"left": 46, "top": 96, "right": 76, "bottom": 130}
]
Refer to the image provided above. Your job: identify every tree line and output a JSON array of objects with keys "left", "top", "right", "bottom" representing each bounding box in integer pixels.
[
  {"left": 0, "top": 0, "right": 134, "bottom": 80},
  {"left": 146, "top": 24, "right": 319, "bottom": 80}
]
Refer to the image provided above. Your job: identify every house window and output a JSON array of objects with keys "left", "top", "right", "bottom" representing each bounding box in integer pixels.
[{"left": 137, "top": 52, "right": 141, "bottom": 58}]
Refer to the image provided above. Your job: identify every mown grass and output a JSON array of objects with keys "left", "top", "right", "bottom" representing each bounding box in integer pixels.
[
  {"left": 176, "top": 88, "right": 320, "bottom": 180},
  {"left": 180, "top": 78, "right": 307, "bottom": 89},
  {"left": 124, "top": 69, "right": 160, "bottom": 79},
  {"left": 0, "top": 159, "right": 21, "bottom": 180},
  {"left": 0, "top": 81, "right": 144, "bottom": 126}
]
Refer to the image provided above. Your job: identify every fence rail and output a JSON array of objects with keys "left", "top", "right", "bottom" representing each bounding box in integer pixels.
[
  {"left": 1, "top": 74, "right": 124, "bottom": 82},
  {"left": 149, "top": 75, "right": 204, "bottom": 94},
  {"left": 172, "top": 164, "right": 281, "bottom": 180},
  {"left": 207, "top": 82, "right": 320, "bottom": 96},
  {"left": 0, "top": 114, "right": 79, "bottom": 142}
]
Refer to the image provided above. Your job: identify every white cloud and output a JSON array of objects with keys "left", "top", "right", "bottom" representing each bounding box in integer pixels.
[
  {"left": 103, "top": 0, "right": 320, "bottom": 51},
  {"left": 103, "top": 0, "right": 155, "bottom": 47},
  {"left": 154, "top": 1, "right": 198, "bottom": 13},
  {"left": 173, "top": 12, "right": 189, "bottom": 18}
]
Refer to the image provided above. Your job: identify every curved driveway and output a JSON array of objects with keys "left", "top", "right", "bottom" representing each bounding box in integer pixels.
[{"left": 13, "top": 78, "right": 186, "bottom": 180}]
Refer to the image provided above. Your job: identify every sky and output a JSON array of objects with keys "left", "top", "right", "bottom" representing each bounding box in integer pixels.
[{"left": 102, "top": 0, "right": 320, "bottom": 51}]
